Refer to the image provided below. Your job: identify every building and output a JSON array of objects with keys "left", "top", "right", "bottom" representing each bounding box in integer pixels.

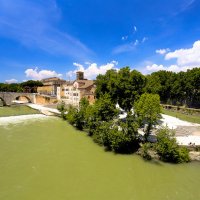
[
  {"left": 37, "top": 77, "right": 66, "bottom": 96},
  {"left": 57, "top": 71, "right": 96, "bottom": 106}
]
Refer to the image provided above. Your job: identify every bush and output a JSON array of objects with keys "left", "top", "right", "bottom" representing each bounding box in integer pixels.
[
  {"left": 65, "top": 105, "right": 78, "bottom": 125},
  {"left": 92, "top": 121, "right": 114, "bottom": 148},
  {"left": 155, "top": 127, "right": 190, "bottom": 163},
  {"left": 141, "top": 143, "right": 152, "bottom": 160},
  {"left": 92, "top": 120, "right": 139, "bottom": 153},
  {"left": 57, "top": 101, "right": 67, "bottom": 120},
  {"left": 109, "top": 129, "right": 133, "bottom": 153}
]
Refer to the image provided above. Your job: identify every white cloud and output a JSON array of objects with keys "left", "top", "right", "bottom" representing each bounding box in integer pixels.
[
  {"left": 73, "top": 62, "right": 84, "bottom": 69},
  {"left": 133, "top": 26, "right": 137, "bottom": 32},
  {"left": 142, "top": 37, "right": 148, "bottom": 43},
  {"left": 165, "top": 40, "right": 200, "bottom": 66},
  {"left": 5, "top": 79, "right": 18, "bottom": 84},
  {"left": 145, "top": 64, "right": 193, "bottom": 73},
  {"left": 25, "top": 67, "right": 62, "bottom": 80},
  {"left": 67, "top": 61, "right": 119, "bottom": 80},
  {"left": 113, "top": 37, "right": 148, "bottom": 54},
  {"left": 142, "top": 40, "right": 200, "bottom": 74},
  {"left": 122, "top": 36, "right": 128, "bottom": 41},
  {"left": 156, "top": 48, "right": 170, "bottom": 55},
  {"left": 134, "top": 40, "right": 139, "bottom": 46},
  {"left": 146, "top": 64, "right": 165, "bottom": 71}
]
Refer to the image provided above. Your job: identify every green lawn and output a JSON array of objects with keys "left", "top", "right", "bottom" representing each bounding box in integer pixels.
[
  {"left": 162, "top": 109, "right": 200, "bottom": 124},
  {"left": 0, "top": 105, "right": 40, "bottom": 117}
]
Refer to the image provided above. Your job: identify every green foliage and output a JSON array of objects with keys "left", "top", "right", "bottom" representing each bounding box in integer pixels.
[
  {"left": 155, "top": 127, "right": 190, "bottom": 163},
  {"left": 134, "top": 93, "right": 161, "bottom": 138},
  {"left": 0, "top": 80, "right": 43, "bottom": 93},
  {"left": 145, "top": 68, "right": 200, "bottom": 108},
  {"left": 65, "top": 98, "right": 90, "bottom": 130},
  {"left": 57, "top": 101, "right": 67, "bottom": 120},
  {"left": 65, "top": 105, "right": 78, "bottom": 125},
  {"left": 0, "top": 83, "right": 23, "bottom": 92},
  {"left": 141, "top": 143, "right": 152, "bottom": 160},
  {"left": 93, "top": 120, "right": 139, "bottom": 153},
  {"left": 95, "top": 69, "right": 118, "bottom": 103},
  {"left": 20, "top": 80, "right": 43, "bottom": 87},
  {"left": 94, "top": 93, "right": 118, "bottom": 121},
  {"left": 117, "top": 67, "right": 146, "bottom": 111},
  {"left": 84, "top": 94, "right": 118, "bottom": 135},
  {"left": 109, "top": 124, "right": 136, "bottom": 153},
  {"left": 92, "top": 121, "right": 114, "bottom": 147},
  {"left": 75, "top": 98, "right": 90, "bottom": 130},
  {"left": 95, "top": 67, "right": 146, "bottom": 111}
]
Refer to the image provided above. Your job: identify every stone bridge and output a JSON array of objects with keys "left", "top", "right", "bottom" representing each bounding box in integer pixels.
[{"left": 0, "top": 92, "right": 36, "bottom": 105}]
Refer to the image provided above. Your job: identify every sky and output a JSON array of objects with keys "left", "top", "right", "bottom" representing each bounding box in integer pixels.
[{"left": 0, "top": 0, "right": 200, "bottom": 83}]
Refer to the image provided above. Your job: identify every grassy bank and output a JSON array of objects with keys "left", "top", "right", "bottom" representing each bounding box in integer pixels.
[
  {"left": 162, "top": 109, "right": 200, "bottom": 124},
  {"left": 0, "top": 105, "right": 40, "bottom": 117}
]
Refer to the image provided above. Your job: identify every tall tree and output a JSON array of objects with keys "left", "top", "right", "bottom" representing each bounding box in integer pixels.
[
  {"left": 117, "top": 67, "right": 146, "bottom": 111},
  {"left": 95, "top": 69, "right": 118, "bottom": 103},
  {"left": 134, "top": 93, "right": 161, "bottom": 139}
]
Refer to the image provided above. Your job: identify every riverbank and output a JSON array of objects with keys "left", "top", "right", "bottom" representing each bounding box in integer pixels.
[
  {"left": 162, "top": 108, "right": 200, "bottom": 124},
  {"left": 160, "top": 114, "right": 200, "bottom": 146}
]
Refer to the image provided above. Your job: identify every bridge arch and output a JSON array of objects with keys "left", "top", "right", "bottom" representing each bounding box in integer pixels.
[
  {"left": 0, "top": 92, "right": 35, "bottom": 105},
  {"left": 0, "top": 97, "right": 6, "bottom": 106},
  {"left": 15, "top": 96, "right": 32, "bottom": 103}
]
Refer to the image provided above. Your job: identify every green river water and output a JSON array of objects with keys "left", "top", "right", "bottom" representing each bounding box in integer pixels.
[{"left": 0, "top": 115, "right": 200, "bottom": 200}]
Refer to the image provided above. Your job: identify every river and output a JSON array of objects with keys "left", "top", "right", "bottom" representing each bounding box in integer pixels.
[{"left": 0, "top": 112, "right": 200, "bottom": 200}]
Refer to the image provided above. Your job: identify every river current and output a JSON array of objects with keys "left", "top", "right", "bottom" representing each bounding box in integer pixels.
[{"left": 0, "top": 114, "right": 200, "bottom": 200}]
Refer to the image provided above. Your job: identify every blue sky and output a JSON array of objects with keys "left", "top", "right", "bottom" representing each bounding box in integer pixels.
[{"left": 0, "top": 0, "right": 200, "bottom": 82}]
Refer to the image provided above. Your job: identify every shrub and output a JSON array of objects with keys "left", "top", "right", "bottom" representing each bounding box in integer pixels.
[
  {"left": 57, "top": 101, "right": 67, "bottom": 120},
  {"left": 109, "top": 129, "right": 133, "bottom": 153},
  {"left": 155, "top": 127, "right": 190, "bottom": 163},
  {"left": 65, "top": 105, "right": 78, "bottom": 125},
  {"left": 141, "top": 143, "right": 152, "bottom": 160},
  {"left": 92, "top": 121, "right": 114, "bottom": 148}
]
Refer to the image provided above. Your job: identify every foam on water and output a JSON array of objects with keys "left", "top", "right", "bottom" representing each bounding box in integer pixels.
[
  {"left": 28, "top": 104, "right": 60, "bottom": 114},
  {"left": 0, "top": 114, "right": 51, "bottom": 126}
]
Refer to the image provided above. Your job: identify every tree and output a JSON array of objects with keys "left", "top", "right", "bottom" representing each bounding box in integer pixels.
[
  {"left": 57, "top": 101, "right": 67, "bottom": 119},
  {"left": 75, "top": 97, "right": 90, "bottom": 130},
  {"left": 92, "top": 93, "right": 118, "bottom": 121},
  {"left": 65, "top": 105, "right": 78, "bottom": 125},
  {"left": 145, "top": 74, "right": 162, "bottom": 94},
  {"left": 20, "top": 80, "right": 43, "bottom": 88},
  {"left": 85, "top": 93, "right": 118, "bottom": 135},
  {"left": 134, "top": 93, "right": 161, "bottom": 139},
  {"left": 146, "top": 70, "right": 176, "bottom": 104},
  {"left": 95, "top": 69, "right": 118, "bottom": 103},
  {"left": 21, "top": 80, "right": 43, "bottom": 93},
  {"left": 95, "top": 67, "right": 146, "bottom": 112},
  {"left": 156, "top": 127, "right": 190, "bottom": 163},
  {"left": 117, "top": 67, "right": 146, "bottom": 111},
  {"left": 92, "top": 120, "right": 139, "bottom": 153},
  {"left": 184, "top": 68, "right": 200, "bottom": 108}
]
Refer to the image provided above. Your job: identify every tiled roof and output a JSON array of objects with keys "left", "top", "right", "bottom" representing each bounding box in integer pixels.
[{"left": 75, "top": 80, "right": 95, "bottom": 89}]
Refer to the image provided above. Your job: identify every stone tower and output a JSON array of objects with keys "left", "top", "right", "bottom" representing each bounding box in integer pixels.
[{"left": 76, "top": 71, "right": 84, "bottom": 80}]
